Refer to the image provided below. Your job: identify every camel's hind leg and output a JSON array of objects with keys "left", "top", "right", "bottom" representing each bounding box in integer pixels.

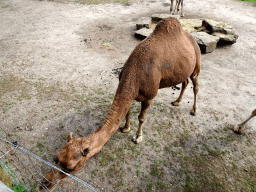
[
  {"left": 120, "top": 109, "right": 131, "bottom": 133},
  {"left": 234, "top": 109, "right": 256, "bottom": 134},
  {"left": 171, "top": 79, "right": 189, "bottom": 106},
  {"left": 133, "top": 100, "right": 152, "bottom": 144},
  {"left": 190, "top": 75, "right": 199, "bottom": 116},
  {"left": 180, "top": 0, "right": 184, "bottom": 17},
  {"left": 170, "top": 0, "right": 174, "bottom": 13},
  {"left": 174, "top": 0, "right": 181, "bottom": 14}
]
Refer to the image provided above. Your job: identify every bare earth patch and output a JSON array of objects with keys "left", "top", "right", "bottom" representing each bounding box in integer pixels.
[{"left": 0, "top": 0, "right": 256, "bottom": 191}]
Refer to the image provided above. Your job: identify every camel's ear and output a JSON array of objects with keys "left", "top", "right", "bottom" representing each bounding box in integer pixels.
[
  {"left": 68, "top": 132, "right": 73, "bottom": 142},
  {"left": 81, "top": 146, "right": 92, "bottom": 156}
]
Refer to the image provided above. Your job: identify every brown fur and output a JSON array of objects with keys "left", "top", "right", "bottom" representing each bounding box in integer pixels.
[
  {"left": 234, "top": 109, "right": 256, "bottom": 134},
  {"left": 40, "top": 18, "right": 201, "bottom": 191}
]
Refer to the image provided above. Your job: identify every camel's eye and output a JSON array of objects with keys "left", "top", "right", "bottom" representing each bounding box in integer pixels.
[{"left": 81, "top": 146, "right": 92, "bottom": 156}]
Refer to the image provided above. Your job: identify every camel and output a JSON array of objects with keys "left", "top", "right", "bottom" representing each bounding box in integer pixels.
[
  {"left": 40, "top": 18, "right": 201, "bottom": 191},
  {"left": 234, "top": 109, "right": 256, "bottom": 134},
  {"left": 170, "top": 0, "right": 184, "bottom": 17}
]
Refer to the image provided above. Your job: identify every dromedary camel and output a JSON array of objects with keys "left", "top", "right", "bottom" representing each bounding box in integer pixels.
[
  {"left": 170, "top": 0, "right": 184, "bottom": 17},
  {"left": 234, "top": 109, "right": 256, "bottom": 134},
  {"left": 40, "top": 17, "right": 201, "bottom": 191}
]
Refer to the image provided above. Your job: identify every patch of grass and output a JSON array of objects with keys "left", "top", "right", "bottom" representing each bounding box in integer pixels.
[
  {"left": 147, "top": 182, "right": 154, "bottom": 191},
  {"left": 99, "top": 150, "right": 115, "bottom": 166},
  {"left": 150, "top": 161, "right": 163, "bottom": 177},
  {"left": 3, "top": 102, "right": 16, "bottom": 112},
  {"left": 155, "top": 181, "right": 167, "bottom": 190},
  {"left": 165, "top": 146, "right": 171, "bottom": 153},
  {"left": 177, "top": 129, "right": 191, "bottom": 144},
  {"left": 117, "top": 180, "right": 125, "bottom": 187},
  {"left": 180, "top": 149, "right": 256, "bottom": 192},
  {"left": 11, "top": 184, "right": 25, "bottom": 192},
  {"left": 239, "top": 0, "right": 256, "bottom": 2}
]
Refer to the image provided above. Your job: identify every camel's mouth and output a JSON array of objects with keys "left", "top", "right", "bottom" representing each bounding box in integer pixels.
[
  {"left": 39, "top": 168, "right": 66, "bottom": 191},
  {"left": 39, "top": 179, "right": 56, "bottom": 191},
  {"left": 60, "top": 166, "right": 75, "bottom": 174}
]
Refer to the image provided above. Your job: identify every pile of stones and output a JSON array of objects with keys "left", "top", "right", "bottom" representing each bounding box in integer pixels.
[{"left": 135, "top": 14, "right": 239, "bottom": 53}]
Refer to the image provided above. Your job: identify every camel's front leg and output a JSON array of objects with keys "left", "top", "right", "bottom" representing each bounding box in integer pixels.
[
  {"left": 133, "top": 100, "right": 152, "bottom": 144},
  {"left": 170, "top": 0, "right": 174, "bottom": 13},
  {"left": 120, "top": 109, "right": 131, "bottom": 133},
  {"left": 180, "top": 0, "right": 184, "bottom": 17},
  {"left": 171, "top": 79, "right": 189, "bottom": 106},
  {"left": 190, "top": 75, "right": 199, "bottom": 116},
  {"left": 234, "top": 109, "right": 256, "bottom": 134},
  {"left": 173, "top": 0, "right": 180, "bottom": 14}
]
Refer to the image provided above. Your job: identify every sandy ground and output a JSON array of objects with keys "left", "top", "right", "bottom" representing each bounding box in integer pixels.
[{"left": 0, "top": 0, "right": 256, "bottom": 191}]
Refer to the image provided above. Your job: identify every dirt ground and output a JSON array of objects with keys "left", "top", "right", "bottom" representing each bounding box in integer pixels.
[{"left": 0, "top": 0, "right": 256, "bottom": 191}]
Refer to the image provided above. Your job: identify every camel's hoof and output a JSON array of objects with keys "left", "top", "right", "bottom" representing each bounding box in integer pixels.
[
  {"left": 120, "top": 126, "right": 130, "bottom": 133},
  {"left": 190, "top": 109, "right": 198, "bottom": 116},
  {"left": 171, "top": 101, "right": 180, "bottom": 106},
  {"left": 234, "top": 125, "right": 243, "bottom": 135},
  {"left": 132, "top": 135, "right": 142, "bottom": 144}
]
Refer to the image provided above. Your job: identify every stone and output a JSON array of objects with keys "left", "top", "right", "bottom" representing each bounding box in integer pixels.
[
  {"left": 151, "top": 14, "right": 180, "bottom": 23},
  {"left": 202, "top": 19, "right": 239, "bottom": 44},
  {"left": 191, "top": 32, "right": 220, "bottom": 53},
  {"left": 212, "top": 32, "right": 238, "bottom": 44},
  {"left": 136, "top": 17, "right": 152, "bottom": 30},
  {"left": 202, "top": 19, "right": 229, "bottom": 33},
  {"left": 134, "top": 28, "right": 153, "bottom": 40},
  {"left": 180, "top": 19, "right": 202, "bottom": 33}
]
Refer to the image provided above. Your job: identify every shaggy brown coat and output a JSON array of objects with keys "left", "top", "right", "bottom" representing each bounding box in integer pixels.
[{"left": 40, "top": 17, "right": 201, "bottom": 191}]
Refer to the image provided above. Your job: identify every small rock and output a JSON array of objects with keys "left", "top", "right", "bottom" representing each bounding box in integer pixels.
[
  {"left": 191, "top": 32, "right": 220, "bottom": 53},
  {"left": 151, "top": 14, "right": 180, "bottom": 23},
  {"left": 134, "top": 28, "right": 153, "bottom": 40},
  {"left": 180, "top": 19, "right": 202, "bottom": 33},
  {"left": 136, "top": 17, "right": 152, "bottom": 30},
  {"left": 202, "top": 19, "right": 228, "bottom": 33},
  {"left": 202, "top": 19, "right": 239, "bottom": 44},
  {"left": 212, "top": 32, "right": 238, "bottom": 45}
]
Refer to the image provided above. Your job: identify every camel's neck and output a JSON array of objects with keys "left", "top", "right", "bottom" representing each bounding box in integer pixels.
[{"left": 90, "top": 74, "right": 136, "bottom": 150}]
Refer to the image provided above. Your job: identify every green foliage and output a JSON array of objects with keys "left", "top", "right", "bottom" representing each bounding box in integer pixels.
[
  {"left": 11, "top": 184, "right": 25, "bottom": 192},
  {"left": 239, "top": 0, "right": 256, "bottom": 2}
]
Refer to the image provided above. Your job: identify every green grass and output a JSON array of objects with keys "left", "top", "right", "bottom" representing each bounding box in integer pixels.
[
  {"left": 1, "top": 73, "right": 256, "bottom": 191},
  {"left": 11, "top": 184, "right": 25, "bottom": 192},
  {"left": 239, "top": 0, "right": 256, "bottom": 2}
]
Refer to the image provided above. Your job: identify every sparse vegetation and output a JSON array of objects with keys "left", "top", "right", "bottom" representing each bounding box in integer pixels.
[
  {"left": 239, "top": 0, "right": 256, "bottom": 2},
  {"left": 1, "top": 1, "right": 256, "bottom": 191}
]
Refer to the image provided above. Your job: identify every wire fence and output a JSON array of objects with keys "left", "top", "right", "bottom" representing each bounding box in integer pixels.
[{"left": 0, "top": 127, "right": 99, "bottom": 192}]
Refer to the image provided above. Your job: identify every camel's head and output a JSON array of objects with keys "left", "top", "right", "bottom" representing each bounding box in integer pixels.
[{"left": 40, "top": 133, "right": 93, "bottom": 191}]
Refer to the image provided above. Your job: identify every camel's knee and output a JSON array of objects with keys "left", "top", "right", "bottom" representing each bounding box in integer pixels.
[
  {"left": 193, "top": 86, "right": 199, "bottom": 94},
  {"left": 138, "top": 115, "right": 145, "bottom": 124}
]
